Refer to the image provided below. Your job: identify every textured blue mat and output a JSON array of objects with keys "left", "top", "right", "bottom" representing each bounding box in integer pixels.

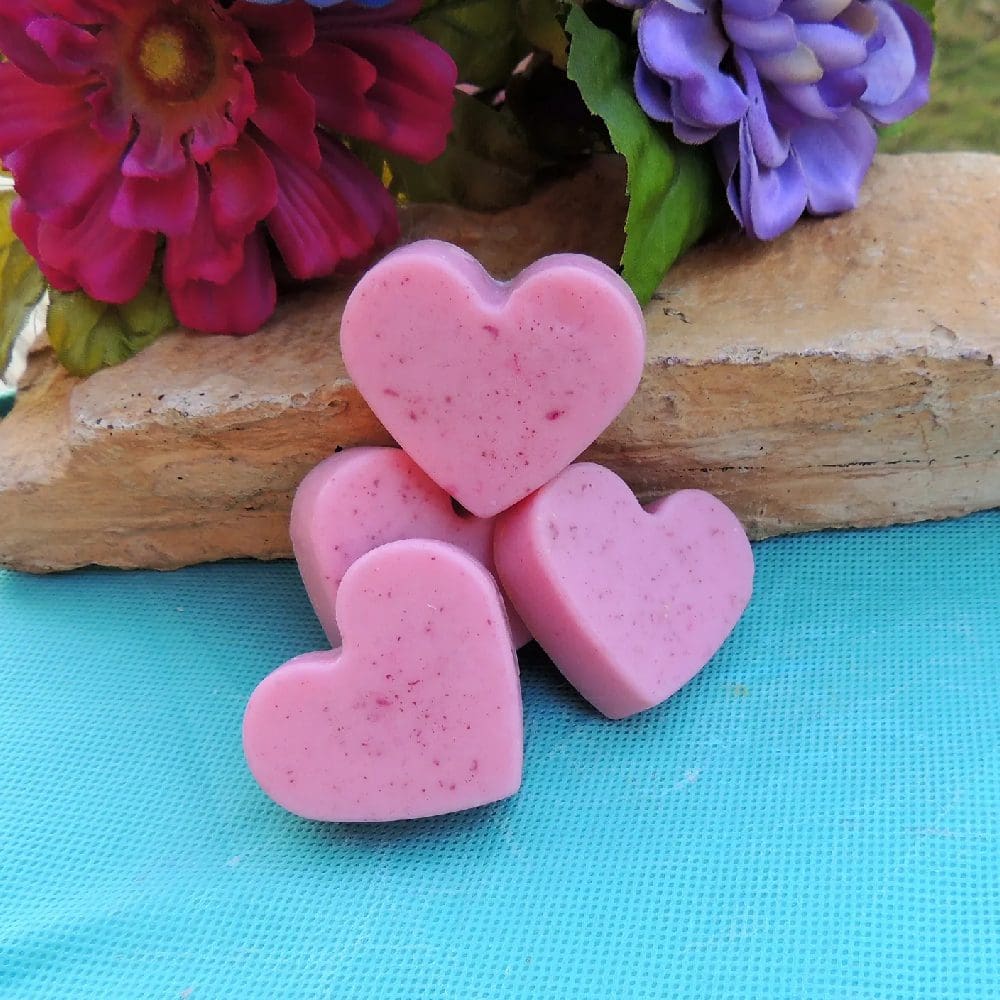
[{"left": 2, "top": 511, "right": 998, "bottom": 999}]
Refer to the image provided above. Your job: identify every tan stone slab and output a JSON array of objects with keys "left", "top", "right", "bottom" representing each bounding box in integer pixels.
[{"left": 1, "top": 153, "right": 997, "bottom": 573}]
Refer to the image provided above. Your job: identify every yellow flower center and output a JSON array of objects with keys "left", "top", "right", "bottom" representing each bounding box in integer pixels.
[
  {"left": 132, "top": 11, "right": 216, "bottom": 103},
  {"left": 139, "top": 26, "right": 187, "bottom": 88}
]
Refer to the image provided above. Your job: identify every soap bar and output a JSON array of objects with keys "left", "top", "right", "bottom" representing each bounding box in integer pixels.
[
  {"left": 243, "top": 539, "right": 524, "bottom": 822},
  {"left": 291, "top": 447, "right": 530, "bottom": 648},
  {"left": 340, "top": 239, "right": 646, "bottom": 518},
  {"left": 494, "top": 464, "right": 754, "bottom": 720}
]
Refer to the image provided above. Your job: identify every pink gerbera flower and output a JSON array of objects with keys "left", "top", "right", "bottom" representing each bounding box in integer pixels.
[{"left": 0, "top": 0, "right": 456, "bottom": 333}]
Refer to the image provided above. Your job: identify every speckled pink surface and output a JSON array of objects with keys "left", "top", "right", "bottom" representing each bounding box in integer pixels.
[
  {"left": 243, "top": 540, "right": 524, "bottom": 822},
  {"left": 340, "top": 240, "right": 646, "bottom": 518},
  {"left": 291, "top": 448, "right": 529, "bottom": 648},
  {"left": 494, "top": 464, "right": 754, "bottom": 720}
]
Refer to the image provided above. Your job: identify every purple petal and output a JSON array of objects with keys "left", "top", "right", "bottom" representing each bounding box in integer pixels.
[
  {"left": 857, "top": 0, "right": 915, "bottom": 105},
  {"left": 634, "top": 60, "right": 721, "bottom": 143},
  {"left": 663, "top": 0, "right": 709, "bottom": 12},
  {"left": 775, "top": 81, "right": 839, "bottom": 118},
  {"left": 722, "top": 12, "right": 797, "bottom": 53},
  {"left": 640, "top": 2, "right": 726, "bottom": 77},
  {"left": 791, "top": 107, "right": 876, "bottom": 214},
  {"left": 859, "top": 0, "right": 933, "bottom": 123},
  {"left": 753, "top": 42, "right": 824, "bottom": 85},
  {"left": 721, "top": 0, "right": 781, "bottom": 18},
  {"left": 737, "top": 116, "right": 807, "bottom": 239},
  {"left": 838, "top": 2, "right": 880, "bottom": 41},
  {"left": 714, "top": 125, "right": 743, "bottom": 222},
  {"left": 817, "top": 67, "right": 867, "bottom": 110},
  {"left": 638, "top": 1, "right": 749, "bottom": 127},
  {"left": 780, "top": 0, "right": 852, "bottom": 20},
  {"left": 734, "top": 48, "right": 789, "bottom": 167},
  {"left": 796, "top": 22, "right": 869, "bottom": 70}
]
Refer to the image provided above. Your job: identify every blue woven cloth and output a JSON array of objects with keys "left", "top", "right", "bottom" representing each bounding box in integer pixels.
[{"left": 2, "top": 512, "right": 998, "bottom": 999}]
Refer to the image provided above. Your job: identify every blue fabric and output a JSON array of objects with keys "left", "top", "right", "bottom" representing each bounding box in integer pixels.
[{"left": 2, "top": 511, "right": 998, "bottom": 999}]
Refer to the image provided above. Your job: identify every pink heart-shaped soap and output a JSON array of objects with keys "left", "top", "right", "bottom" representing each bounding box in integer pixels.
[
  {"left": 291, "top": 447, "right": 530, "bottom": 648},
  {"left": 244, "top": 539, "right": 523, "bottom": 822},
  {"left": 340, "top": 240, "right": 646, "bottom": 518},
  {"left": 494, "top": 464, "right": 754, "bottom": 720}
]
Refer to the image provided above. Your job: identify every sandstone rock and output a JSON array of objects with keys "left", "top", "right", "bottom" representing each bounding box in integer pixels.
[{"left": 1, "top": 153, "right": 997, "bottom": 573}]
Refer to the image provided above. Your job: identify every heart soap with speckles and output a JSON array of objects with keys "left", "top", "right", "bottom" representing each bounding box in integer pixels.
[
  {"left": 243, "top": 539, "right": 523, "bottom": 822},
  {"left": 291, "top": 447, "right": 530, "bottom": 648},
  {"left": 494, "top": 464, "right": 754, "bottom": 720},
  {"left": 340, "top": 240, "right": 646, "bottom": 518}
]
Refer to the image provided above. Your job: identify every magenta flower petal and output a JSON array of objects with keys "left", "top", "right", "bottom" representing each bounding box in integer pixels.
[
  {"left": 209, "top": 135, "right": 279, "bottom": 241},
  {"left": 229, "top": 0, "right": 315, "bottom": 58},
  {"left": 35, "top": 178, "right": 158, "bottom": 303},
  {"left": 314, "top": 0, "right": 423, "bottom": 31},
  {"left": 169, "top": 230, "right": 276, "bottom": 336},
  {"left": 0, "top": 0, "right": 456, "bottom": 335},
  {"left": 5, "top": 121, "right": 122, "bottom": 227},
  {"left": 0, "top": 2, "right": 81, "bottom": 84},
  {"left": 26, "top": 16, "right": 100, "bottom": 75},
  {"left": 309, "top": 24, "right": 457, "bottom": 162},
  {"left": 111, "top": 158, "right": 200, "bottom": 237},
  {"left": 263, "top": 134, "right": 398, "bottom": 280},
  {"left": 165, "top": 173, "right": 248, "bottom": 289},
  {"left": 291, "top": 41, "right": 381, "bottom": 140},
  {"left": 249, "top": 67, "right": 321, "bottom": 169},
  {"left": 0, "top": 65, "right": 90, "bottom": 156},
  {"left": 10, "top": 197, "right": 79, "bottom": 292}
]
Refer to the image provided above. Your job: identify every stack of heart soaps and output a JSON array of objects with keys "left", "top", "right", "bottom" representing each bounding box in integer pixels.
[{"left": 243, "top": 240, "right": 754, "bottom": 823}]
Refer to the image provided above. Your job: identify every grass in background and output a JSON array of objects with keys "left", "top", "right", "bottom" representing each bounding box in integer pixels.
[{"left": 882, "top": 0, "right": 1000, "bottom": 152}]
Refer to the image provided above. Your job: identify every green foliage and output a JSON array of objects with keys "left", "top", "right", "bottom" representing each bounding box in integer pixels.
[
  {"left": 565, "top": 6, "right": 718, "bottom": 304},
  {"left": 416, "top": 0, "right": 523, "bottom": 90},
  {"left": 417, "top": 0, "right": 572, "bottom": 86},
  {"left": 881, "top": 0, "right": 997, "bottom": 154},
  {"left": 375, "top": 91, "right": 548, "bottom": 211},
  {"left": 48, "top": 274, "right": 175, "bottom": 378},
  {"left": 0, "top": 191, "right": 46, "bottom": 379},
  {"left": 517, "top": 0, "right": 569, "bottom": 69}
]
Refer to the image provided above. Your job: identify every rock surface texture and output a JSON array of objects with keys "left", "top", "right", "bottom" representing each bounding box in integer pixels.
[{"left": 1, "top": 153, "right": 997, "bottom": 573}]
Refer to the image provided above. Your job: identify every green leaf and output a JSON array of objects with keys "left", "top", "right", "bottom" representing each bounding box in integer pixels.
[
  {"left": 374, "top": 90, "right": 547, "bottom": 211},
  {"left": 566, "top": 6, "right": 718, "bottom": 304},
  {"left": 517, "top": 0, "right": 569, "bottom": 69},
  {"left": 416, "top": 0, "right": 524, "bottom": 90},
  {"left": 0, "top": 191, "right": 46, "bottom": 378},
  {"left": 48, "top": 274, "right": 174, "bottom": 377}
]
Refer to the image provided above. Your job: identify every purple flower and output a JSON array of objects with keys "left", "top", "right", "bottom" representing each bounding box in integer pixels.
[{"left": 615, "top": 0, "right": 933, "bottom": 238}]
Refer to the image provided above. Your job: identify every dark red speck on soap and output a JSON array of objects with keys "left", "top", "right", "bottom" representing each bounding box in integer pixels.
[{"left": 546, "top": 410, "right": 564, "bottom": 421}]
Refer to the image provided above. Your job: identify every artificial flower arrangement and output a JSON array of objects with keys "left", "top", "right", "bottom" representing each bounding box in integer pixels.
[{"left": 0, "top": 0, "right": 933, "bottom": 381}]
